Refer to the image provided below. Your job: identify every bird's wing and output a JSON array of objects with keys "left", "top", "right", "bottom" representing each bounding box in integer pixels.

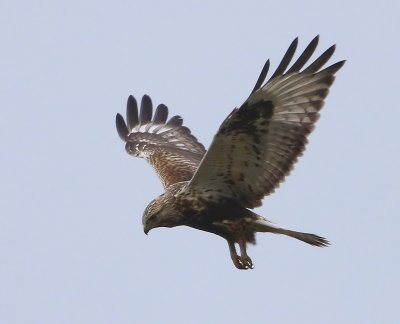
[
  {"left": 116, "top": 95, "right": 206, "bottom": 189},
  {"left": 184, "top": 36, "right": 345, "bottom": 208}
]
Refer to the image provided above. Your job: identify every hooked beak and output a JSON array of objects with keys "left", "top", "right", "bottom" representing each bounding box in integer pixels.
[{"left": 143, "top": 226, "right": 151, "bottom": 235}]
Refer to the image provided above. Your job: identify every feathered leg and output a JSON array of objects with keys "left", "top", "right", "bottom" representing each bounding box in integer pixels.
[
  {"left": 228, "top": 240, "right": 245, "bottom": 269},
  {"left": 238, "top": 240, "right": 254, "bottom": 269}
]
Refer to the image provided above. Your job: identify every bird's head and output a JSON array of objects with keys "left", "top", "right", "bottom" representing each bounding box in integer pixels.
[{"left": 142, "top": 194, "right": 181, "bottom": 235}]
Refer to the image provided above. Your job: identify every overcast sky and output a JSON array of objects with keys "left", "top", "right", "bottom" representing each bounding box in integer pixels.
[{"left": 1, "top": 1, "right": 399, "bottom": 323}]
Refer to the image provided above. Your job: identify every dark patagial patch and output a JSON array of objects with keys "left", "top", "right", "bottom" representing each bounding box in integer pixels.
[
  {"left": 252, "top": 144, "right": 261, "bottom": 155},
  {"left": 253, "top": 135, "right": 261, "bottom": 144},
  {"left": 224, "top": 179, "right": 235, "bottom": 186},
  {"left": 220, "top": 100, "right": 274, "bottom": 134}
]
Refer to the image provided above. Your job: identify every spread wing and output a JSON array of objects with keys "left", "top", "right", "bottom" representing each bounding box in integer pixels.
[
  {"left": 185, "top": 36, "right": 345, "bottom": 208},
  {"left": 116, "top": 95, "right": 206, "bottom": 189}
]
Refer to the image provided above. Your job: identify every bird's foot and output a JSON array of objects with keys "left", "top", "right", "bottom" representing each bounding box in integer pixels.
[
  {"left": 228, "top": 240, "right": 254, "bottom": 270},
  {"left": 232, "top": 255, "right": 246, "bottom": 269},
  {"left": 231, "top": 255, "right": 254, "bottom": 270},
  {"left": 240, "top": 256, "right": 254, "bottom": 269}
]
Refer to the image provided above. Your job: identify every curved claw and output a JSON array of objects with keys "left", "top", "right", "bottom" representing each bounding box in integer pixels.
[
  {"left": 242, "top": 256, "right": 254, "bottom": 269},
  {"left": 231, "top": 255, "right": 254, "bottom": 270},
  {"left": 232, "top": 255, "right": 246, "bottom": 270}
]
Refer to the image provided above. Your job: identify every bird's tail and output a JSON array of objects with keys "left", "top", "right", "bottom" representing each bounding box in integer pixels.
[{"left": 251, "top": 217, "right": 330, "bottom": 247}]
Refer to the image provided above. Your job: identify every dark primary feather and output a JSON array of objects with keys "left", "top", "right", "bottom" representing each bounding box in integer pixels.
[
  {"left": 303, "top": 44, "right": 336, "bottom": 73},
  {"left": 267, "top": 37, "right": 298, "bottom": 82},
  {"left": 166, "top": 115, "right": 183, "bottom": 127},
  {"left": 127, "top": 95, "right": 139, "bottom": 130},
  {"left": 185, "top": 37, "right": 345, "bottom": 208},
  {"left": 250, "top": 35, "right": 320, "bottom": 95},
  {"left": 116, "top": 113, "right": 129, "bottom": 141},
  {"left": 153, "top": 104, "right": 168, "bottom": 124},
  {"left": 251, "top": 59, "right": 270, "bottom": 94},
  {"left": 140, "top": 95, "right": 153, "bottom": 125},
  {"left": 287, "top": 35, "right": 319, "bottom": 73},
  {"left": 116, "top": 95, "right": 206, "bottom": 188}
]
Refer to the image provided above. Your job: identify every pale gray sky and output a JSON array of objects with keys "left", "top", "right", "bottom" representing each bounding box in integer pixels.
[{"left": 1, "top": 1, "right": 399, "bottom": 323}]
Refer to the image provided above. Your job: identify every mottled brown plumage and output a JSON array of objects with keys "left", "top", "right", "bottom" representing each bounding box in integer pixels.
[{"left": 116, "top": 36, "right": 345, "bottom": 269}]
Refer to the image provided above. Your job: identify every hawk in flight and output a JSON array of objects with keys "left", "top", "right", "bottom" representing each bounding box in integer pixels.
[{"left": 116, "top": 36, "right": 345, "bottom": 269}]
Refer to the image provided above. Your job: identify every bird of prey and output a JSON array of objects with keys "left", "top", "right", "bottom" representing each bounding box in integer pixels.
[{"left": 116, "top": 36, "right": 344, "bottom": 269}]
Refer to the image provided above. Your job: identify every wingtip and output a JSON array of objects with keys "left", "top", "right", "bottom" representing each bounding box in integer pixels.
[
  {"left": 250, "top": 59, "right": 270, "bottom": 95},
  {"left": 140, "top": 94, "right": 153, "bottom": 124},
  {"left": 326, "top": 59, "right": 346, "bottom": 75},
  {"left": 127, "top": 95, "right": 136, "bottom": 105},
  {"left": 127, "top": 95, "right": 139, "bottom": 130},
  {"left": 311, "top": 35, "right": 320, "bottom": 46},
  {"left": 142, "top": 94, "right": 151, "bottom": 101},
  {"left": 166, "top": 115, "right": 183, "bottom": 127},
  {"left": 116, "top": 113, "right": 129, "bottom": 142},
  {"left": 290, "top": 37, "right": 299, "bottom": 50},
  {"left": 153, "top": 104, "right": 169, "bottom": 124}
]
